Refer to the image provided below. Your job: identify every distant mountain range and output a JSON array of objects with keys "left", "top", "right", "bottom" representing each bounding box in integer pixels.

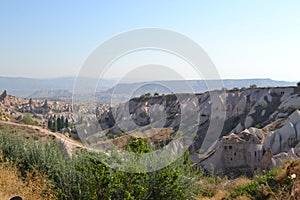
[
  {"left": 0, "top": 76, "right": 296, "bottom": 101},
  {"left": 106, "top": 79, "right": 297, "bottom": 96},
  {"left": 0, "top": 76, "right": 117, "bottom": 98}
]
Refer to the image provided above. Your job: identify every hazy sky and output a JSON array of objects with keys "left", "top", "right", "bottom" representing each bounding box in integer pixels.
[{"left": 0, "top": 1, "right": 299, "bottom": 81}]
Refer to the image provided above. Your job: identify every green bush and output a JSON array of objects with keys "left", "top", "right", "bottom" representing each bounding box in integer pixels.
[
  {"left": 78, "top": 138, "right": 201, "bottom": 200},
  {"left": 0, "top": 129, "right": 24, "bottom": 162},
  {"left": 229, "top": 181, "right": 259, "bottom": 198},
  {"left": 22, "top": 113, "right": 39, "bottom": 126},
  {"left": 254, "top": 124, "right": 261, "bottom": 129},
  {"left": 0, "top": 131, "right": 202, "bottom": 200},
  {"left": 124, "top": 137, "right": 151, "bottom": 153},
  {"left": 0, "top": 130, "right": 90, "bottom": 199}
]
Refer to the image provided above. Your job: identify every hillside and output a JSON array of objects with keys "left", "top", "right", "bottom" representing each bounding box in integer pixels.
[
  {"left": 0, "top": 121, "right": 83, "bottom": 156},
  {"left": 2, "top": 84, "right": 300, "bottom": 177},
  {"left": 1, "top": 86, "right": 300, "bottom": 199},
  {"left": 93, "top": 86, "right": 300, "bottom": 176}
]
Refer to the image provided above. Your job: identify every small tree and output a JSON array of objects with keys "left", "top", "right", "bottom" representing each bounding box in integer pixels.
[
  {"left": 52, "top": 119, "right": 57, "bottom": 132},
  {"left": 297, "top": 82, "right": 300, "bottom": 87},
  {"left": 47, "top": 119, "right": 52, "bottom": 130},
  {"left": 250, "top": 84, "right": 257, "bottom": 89},
  {"left": 61, "top": 116, "right": 64, "bottom": 129},
  {"left": 57, "top": 116, "right": 61, "bottom": 131},
  {"left": 64, "top": 118, "right": 69, "bottom": 128},
  {"left": 125, "top": 137, "right": 151, "bottom": 153}
]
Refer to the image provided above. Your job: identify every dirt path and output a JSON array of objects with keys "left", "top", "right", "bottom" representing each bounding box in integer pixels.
[{"left": 0, "top": 120, "right": 84, "bottom": 154}]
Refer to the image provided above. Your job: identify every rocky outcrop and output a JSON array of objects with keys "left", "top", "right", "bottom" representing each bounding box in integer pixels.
[
  {"left": 98, "top": 87, "right": 299, "bottom": 149},
  {"left": 0, "top": 90, "right": 73, "bottom": 127},
  {"left": 95, "top": 87, "right": 300, "bottom": 175},
  {"left": 197, "top": 110, "right": 300, "bottom": 174},
  {"left": 0, "top": 90, "right": 7, "bottom": 101},
  {"left": 196, "top": 128, "right": 265, "bottom": 174},
  {"left": 264, "top": 110, "right": 300, "bottom": 154}
]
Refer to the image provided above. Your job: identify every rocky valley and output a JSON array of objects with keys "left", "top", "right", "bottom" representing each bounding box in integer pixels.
[
  {"left": 1, "top": 85, "right": 300, "bottom": 177},
  {"left": 94, "top": 86, "right": 300, "bottom": 176}
]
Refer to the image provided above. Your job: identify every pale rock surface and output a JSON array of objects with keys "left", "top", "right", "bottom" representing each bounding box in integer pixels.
[
  {"left": 278, "top": 94, "right": 300, "bottom": 111},
  {"left": 288, "top": 109, "right": 300, "bottom": 124},
  {"left": 264, "top": 122, "right": 296, "bottom": 154},
  {"left": 244, "top": 116, "right": 254, "bottom": 128}
]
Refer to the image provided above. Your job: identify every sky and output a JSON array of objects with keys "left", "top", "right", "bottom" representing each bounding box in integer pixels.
[{"left": 0, "top": 0, "right": 300, "bottom": 81}]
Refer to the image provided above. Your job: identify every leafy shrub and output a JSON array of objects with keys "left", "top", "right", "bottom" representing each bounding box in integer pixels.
[
  {"left": 78, "top": 138, "right": 201, "bottom": 200},
  {"left": 229, "top": 181, "right": 259, "bottom": 198},
  {"left": 0, "top": 130, "right": 202, "bottom": 200},
  {"left": 124, "top": 137, "right": 151, "bottom": 153},
  {"left": 22, "top": 114, "right": 39, "bottom": 126},
  {"left": 0, "top": 130, "right": 90, "bottom": 199},
  {"left": 254, "top": 124, "right": 261, "bottom": 129}
]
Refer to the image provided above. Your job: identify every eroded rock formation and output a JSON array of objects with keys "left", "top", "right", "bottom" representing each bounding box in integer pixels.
[{"left": 96, "top": 86, "right": 300, "bottom": 174}]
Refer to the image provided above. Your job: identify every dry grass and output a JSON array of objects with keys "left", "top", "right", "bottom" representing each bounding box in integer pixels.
[
  {"left": 196, "top": 176, "right": 252, "bottom": 200},
  {"left": 227, "top": 177, "right": 252, "bottom": 188},
  {"left": 196, "top": 190, "right": 228, "bottom": 200},
  {"left": 196, "top": 160, "right": 300, "bottom": 200},
  {"left": 0, "top": 160, "right": 57, "bottom": 200},
  {"left": 0, "top": 122, "right": 55, "bottom": 142}
]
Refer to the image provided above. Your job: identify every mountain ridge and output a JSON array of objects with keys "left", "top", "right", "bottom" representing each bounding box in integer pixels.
[{"left": 0, "top": 76, "right": 296, "bottom": 100}]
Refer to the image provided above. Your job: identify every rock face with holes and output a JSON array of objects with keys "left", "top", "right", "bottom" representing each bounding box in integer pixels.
[
  {"left": 197, "top": 128, "right": 265, "bottom": 175},
  {"left": 99, "top": 86, "right": 299, "bottom": 141},
  {"left": 197, "top": 109, "right": 300, "bottom": 175},
  {"left": 98, "top": 86, "right": 300, "bottom": 175}
]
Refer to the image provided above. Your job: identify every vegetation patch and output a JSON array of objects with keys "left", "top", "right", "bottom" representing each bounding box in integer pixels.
[{"left": 0, "top": 127, "right": 202, "bottom": 200}]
